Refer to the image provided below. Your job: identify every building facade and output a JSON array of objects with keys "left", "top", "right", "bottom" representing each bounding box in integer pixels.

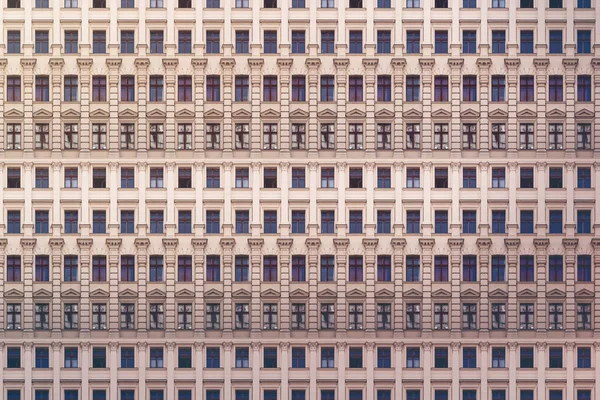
[{"left": 0, "top": 0, "right": 599, "bottom": 400}]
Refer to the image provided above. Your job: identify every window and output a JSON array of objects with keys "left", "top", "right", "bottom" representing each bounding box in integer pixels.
[
  {"left": 549, "top": 347, "right": 563, "bottom": 368},
  {"left": 406, "top": 210, "right": 420, "bottom": 233},
  {"left": 463, "top": 347, "right": 477, "bottom": 368},
  {"left": 349, "top": 31, "right": 363, "bottom": 54},
  {"left": 434, "top": 347, "right": 448, "bottom": 368},
  {"left": 206, "top": 210, "right": 221, "bottom": 234},
  {"left": 549, "top": 210, "right": 563, "bottom": 234},
  {"left": 434, "top": 124, "right": 449, "bottom": 149},
  {"left": 377, "top": 76, "right": 392, "bottom": 102},
  {"left": 434, "top": 168, "right": 449, "bottom": 188},
  {"left": 492, "top": 30, "right": 506, "bottom": 54},
  {"left": 349, "top": 210, "right": 363, "bottom": 234},
  {"left": 206, "top": 304, "right": 220, "bottom": 330},
  {"left": 6, "top": 123, "right": 22, "bottom": 150},
  {"left": 320, "top": 303, "right": 335, "bottom": 329},
  {"left": 349, "top": 76, "right": 363, "bottom": 101},
  {"left": 519, "top": 303, "right": 535, "bottom": 330},
  {"left": 292, "top": 31, "right": 305, "bottom": 54},
  {"left": 434, "top": 210, "right": 448, "bottom": 234},
  {"left": 549, "top": 30, "right": 563, "bottom": 54},
  {"left": 320, "top": 256, "right": 335, "bottom": 282},
  {"left": 577, "top": 303, "right": 592, "bottom": 330},
  {"left": 291, "top": 347, "right": 306, "bottom": 368},
  {"left": 577, "top": 210, "right": 592, "bottom": 234},
  {"left": 463, "top": 210, "right": 477, "bottom": 234},
  {"left": 406, "top": 31, "right": 420, "bottom": 54},
  {"left": 377, "top": 255, "right": 392, "bottom": 282},
  {"left": 348, "top": 304, "right": 363, "bottom": 330},
  {"left": 35, "top": 31, "right": 49, "bottom": 54},
  {"left": 577, "top": 30, "right": 591, "bottom": 54},
  {"left": 236, "top": 347, "right": 249, "bottom": 367},
  {"left": 321, "top": 30, "right": 335, "bottom": 54},
  {"left": 463, "top": 124, "right": 477, "bottom": 149},
  {"left": 206, "top": 31, "right": 220, "bottom": 54},
  {"left": 463, "top": 30, "right": 476, "bottom": 54},
  {"left": 291, "top": 303, "right": 306, "bottom": 330},
  {"left": 206, "top": 347, "right": 220, "bottom": 368},
  {"left": 178, "top": 256, "right": 193, "bottom": 282},
  {"left": 491, "top": 210, "right": 506, "bottom": 234},
  {"left": 320, "top": 76, "right": 335, "bottom": 102},
  {"left": 7, "top": 210, "right": 20, "bottom": 234},
  {"left": 520, "top": 76, "right": 535, "bottom": 102},
  {"left": 120, "top": 30, "right": 135, "bottom": 54},
  {"left": 434, "top": 303, "right": 449, "bottom": 329},
  {"left": 406, "top": 255, "right": 420, "bottom": 282},
  {"left": 489, "top": 76, "right": 507, "bottom": 103},
  {"left": 7, "top": 31, "right": 21, "bottom": 54},
  {"left": 492, "top": 303, "right": 506, "bottom": 329},
  {"left": 577, "top": 75, "right": 592, "bottom": 102},
  {"left": 321, "top": 347, "right": 335, "bottom": 368},
  {"left": 519, "top": 255, "right": 535, "bottom": 282},
  {"left": 491, "top": 167, "right": 506, "bottom": 188},
  {"left": 491, "top": 255, "right": 506, "bottom": 282},
  {"left": 93, "top": 31, "right": 106, "bottom": 53},
  {"left": 35, "top": 76, "right": 50, "bottom": 102},
  {"left": 263, "top": 76, "right": 278, "bottom": 102},
  {"left": 264, "top": 347, "right": 278, "bottom": 368},
  {"left": 264, "top": 31, "right": 277, "bottom": 54},
  {"left": 548, "top": 75, "right": 563, "bottom": 102},
  {"left": 377, "top": 304, "right": 392, "bottom": 330},
  {"left": 406, "top": 304, "right": 421, "bottom": 329},
  {"left": 406, "top": 347, "right": 420, "bottom": 368},
  {"left": 377, "top": 31, "right": 391, "bottom": 54},
  {"left": 149, "top": 304, "right": 164, "bottom": 329},
  {"left": 435, "top": 31, "right": 448, "bottom": 54},
  {"left": 491, "top": 347, "right": 505, "bottom": 368}
]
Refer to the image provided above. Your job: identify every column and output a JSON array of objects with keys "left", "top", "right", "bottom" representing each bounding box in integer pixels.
[
  {"left": 505, "top": 239, "right": 520, "bottom": 336},
  {"left": 366, "top": 343, "right": 375, "bottom": 400},
  {"left": 448, "top": 239, "right": 463, "bottom": 336},
  {"left": 308, "top": 162, "right": 319, "bottom": 236},
  {"left": 536, "top": 343, "right": 546, "bottom": 400},
  {"left": 533, "top": 59, "right": 550, "bottom": 155},
  {"left": 420, "top": 239, "right": 435, "bottom": 336},
  {"left": 477, "top": 58, "right": 492, "bottom": 154},
  {"left": 52, "top": 342, "right": 62, "bottom": 400},
  {"left": 279, "top": 163, "right": 290, "bottom": 235},
  {"left": 252, "top": 343, "right": 261, "bottom": 400},
  {"left": 450, "top": 163, "right": 461, "bottom": 236},
  {"left": 504, "top": 59, "right": 520, "bottom": 156},
  {"left": 393, "top": 163, "right": 404, "bottom": 234},
  {"left": 20, "top": 59, "right": 36, "bottom": 156},
  {"left": 507, "top": 162, "right": 518, "bottom": 236},
  {"left": 78, "top": 239, "right": 93, "bottom": 336},
  {"left": 563, "top": 239, "right": 578, "bottom": 336},
  {"left": 506, "top": 343, "right": 517, "bottom": 400},
  {"left": 192, "top": 59, "right": 208, "bottom": 157},
  {"left": 565, "top": 162, "right": 576, "bottom": 236},
  {"left": 49, "top": 59, "right": 63, "bottom": 154},
  {"left": 393, "top": 343, "right": 403, "bottom": 400},
  {"left": 423, "top": 343, "right": 432, "bottom": 400},
  {"left": 594, "top": 343, "right": 600, "bottom": 397},
  {"left": 135, "top": 59, "right": 150, "bottom": 154},
  {"left": 0, "top": 344, "right": 3, "bottom": 400},
  {"left": 306, "top": 59, "right": 320, "bottom": 156},
  {"left": 195, "top": 343, "right": 205, "bottom": 400},
  {"left": 108, "top": 162, "right": 119, "bottom": 235},
  {"left": 251, "top": 162, "right": 262, "bottom": 235},
  {"left": 422, "top": 162, "right": 433, "bottom": 236},
  {"left": 137, "top": 163, "right": 148, "bottom": 236},
  {"left": 105, "top": 59, "right": 121, "bottom": 154},
  {"left": 278, "top": 239, "right": 293, "bottom": 336},
  {"left": 165, "top": 162, "right": 176, "bottom": 236},
  {"left": 451, "top": 342, "right": 460, "bottom": 400},
  {"left": 81, "top": 343, "right": 90, "bottom": 400},
  {"left": 223, "top": 162, "right": 234, "bottom": 236},
  {"left": 337, "top": 343, "right": 346, "bottom": 400},
  {"left": 334, "top": 59, "right": 350, "bottom": 156},
  {"left": 163, "top": 59, "right": 178, "bottom": 155},
  {"left": 334, "top": 240, "right": 350, "bottom": 334},
  {"left": 306, "top": 239, "right": 320, "bottom": 335},
  {"left": 217, "top": 239, "right": 231, "bottom": 335},
  {"left": 78, "top": 59, "right": 93, "bottom": 155},
  {"left": 336, "top": 163, "right": 347, "bottom": 236},
  {"left": 163, "top": 239, "right": 179, "bottom": 336},
  {"left": 593, "top": 60, "right": 600, "bottom": 158},
  {"left": 109, "top": 343, "right": 119, "bottom": 400},
  {"left": 248, "top": 59, "right": 264, "bottom": 156},
  {"left": 21, "top": 239, "right": 36, "bottom": 336},
  {"left": 249, "top": 239, "right": 264, "bottom": 335},
  {"left": 364, "top": 239, "right": 378, "bottom": 335},
  {"left": 419, "top": 59, "right": 435, "bottom": 155},
  {"left": 448, "top": 59, "right": 463, "bottom": 155},
  {"left": 593, "top": 239, "right": 600, "bottom": 335},
  {"left": 566, "top": 342, "right": 575, "bottom": 400},
  {"left": 166, "top": 342, "right": 176, "bottom": 400},
  {"left": 363, "top": 59, "right": 378, "bottom": 156},
  {"left": 0, "top": 240, "right": 7, "bottom": 333},
  {"left": 277, "top": 59, "right": 292, "bottom": 157},
  {"left": 365, "top": 163, "right": 376, "bottom": 235},
  {"left": 223, "top": 343, "right": 233, "bottom": 400},
  {"left": 221, "top": 59, "right": 236, "bottom": 155},
  {"left": 23, "top": 163, "right": 34, "bottom": 235},
  {"left": 138, "top": 342, "right": 147, "bottom": 400},
  {"left": 24, "top": 342, "right": 32, "bottom": 400},
  {"left": 280, "top": 343, "right": 290, "bottom": 400},
  {"left": 391, "top": 59, "right": 406, "bottom": 156},
  {"left": 135, "top": 239, "right": 150, "bottom": 336},
  {"left": 51, "top": 162, "right": 61, "bottom": 234},
  {"left": 477, "top": 239, "right": 492, "bottom": 336},
  {"left": 391, "top": 239, "right": 406, "bottom": 335},
  {"left": 106, "top": 238, "right": 122, "bottom": 336},
  {"left": 536, "top": 162, "right": 547, "bottom": 235},
  {"left": 480, "top": 343, "right": 489, "bottom": 400},
  {"left": 49, "top": 238, "right": 64, "bottom": 336},
  {"left": 563, "top": 59, "right": 578, "bottom": 157},
  {"left": 479, "top": 163, "right": 490, "bottom": 236},
  {"left": 534, "top": 238, "right": 549, "bottom": 335},
  {"left": 194, "top": 163, "right": 205, "bottom": 234},
  {"left": 0, "top": 59, "right": 7, "bottom": 155}
]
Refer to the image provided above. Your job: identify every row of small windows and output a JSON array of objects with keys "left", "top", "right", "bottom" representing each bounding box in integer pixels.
[
  {"left": 3, "top": 121, "right": 595, "bottom": 151},
  {"left": 0, "top": 387, "right": 593, "bottom": 400},
  {"left": 4, "top": 204, "right": 595, "bottom": 235},
  {"left": 3, "top": 73, "right": 595, "bottom": 105},
  {"left": 4, "top": 0, "right": 593, "bottom": 10},
  {"left": 2, "top": 342, "right": 597, "bottom": 371},
  {"left": 1, "top": 298, "right": 596, "bottom": 332},
  {"left": 3, "top": 252, "right": 595, "bottom": 284},
  {"left": 7, "top": 27, "right": 594, "bottom": 56},
  {"left": 4, "top": 163, "right": 594, "bottom": 190}
]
